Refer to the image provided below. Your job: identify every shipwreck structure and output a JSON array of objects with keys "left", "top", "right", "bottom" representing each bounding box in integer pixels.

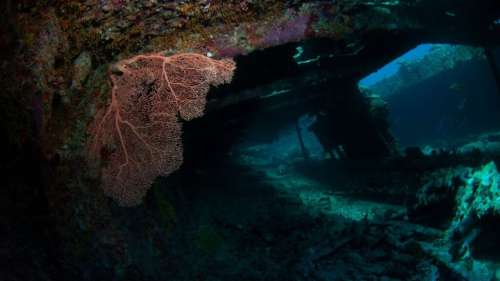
[{"left": 2, "top": 0, "right": 500, "bottom": 280}]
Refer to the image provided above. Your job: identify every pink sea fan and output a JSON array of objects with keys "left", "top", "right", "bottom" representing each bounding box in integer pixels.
[{"left": 88, "top": 53, "right": 235, "bottom": 206}]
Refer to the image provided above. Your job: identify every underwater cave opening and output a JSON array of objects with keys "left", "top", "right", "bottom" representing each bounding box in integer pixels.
[
  {"left": 172, "top": 39, "right": 421, "bottom": 229},
  {"left": 182, "top": 51, "right": 390, "bottom": 177},
  {"left": 359, "top": 43, "right": 500, "bottom": 153}
]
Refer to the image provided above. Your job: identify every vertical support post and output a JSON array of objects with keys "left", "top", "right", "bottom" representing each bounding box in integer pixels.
[
  {"left": 484, "top": 48, "right": 500, "bottom": 96},
  {"left": 295, "top": 118, "right": 310, "bottom": 162}
]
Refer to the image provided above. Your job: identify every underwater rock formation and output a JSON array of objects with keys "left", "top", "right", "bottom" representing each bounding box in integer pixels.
[
  {"left": 452, "top": 162, "right": 500, "bottom": 228},
  {"left": 410, "top": 162, "right": 500, "bottom": 279},
  {"left": 412, "top": 161, "right": 500, "bottom": 229}
]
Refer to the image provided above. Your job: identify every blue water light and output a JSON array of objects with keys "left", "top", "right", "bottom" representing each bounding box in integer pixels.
[{"left": 359, "top": 44, "right": 435, "bottom": 88}]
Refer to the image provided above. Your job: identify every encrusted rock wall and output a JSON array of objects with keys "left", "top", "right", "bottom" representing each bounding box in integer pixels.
[{"left": 7, "top": 0, "right": 499, "bottom": 161}]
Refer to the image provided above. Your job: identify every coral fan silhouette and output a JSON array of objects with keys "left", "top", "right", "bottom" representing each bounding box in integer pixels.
[{"left": 88, "top": 53, "right": 235, "bottom": 206}]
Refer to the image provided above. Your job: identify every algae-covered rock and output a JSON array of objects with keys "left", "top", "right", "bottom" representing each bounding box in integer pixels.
[
  {"left": 71, "top": 51, "right": 93, "bottom": 91},
  {"left": 412, "top": 161, "right": 500, "bottom": 230},
  {"left": 410, "top": 162, "right": 500, "bottom": 279},
  {"left": 453, "top": 162, "right": 500, "bottom": 225}
]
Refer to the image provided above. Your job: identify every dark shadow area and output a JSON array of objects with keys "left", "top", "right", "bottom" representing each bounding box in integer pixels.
[
  {"left": 471, "top": 213, "right": 500, "bottom": 262},
  {"left": 408, "top": 184, "right": 457, "bottom": 229},
  {"left": 147, "top": 159, "right": 339, "bottom": 280}
]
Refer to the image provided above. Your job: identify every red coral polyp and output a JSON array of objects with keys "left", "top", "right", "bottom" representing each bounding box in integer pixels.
[{"left": 88, "top": 53, "right": 235, "bottom": 206}]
